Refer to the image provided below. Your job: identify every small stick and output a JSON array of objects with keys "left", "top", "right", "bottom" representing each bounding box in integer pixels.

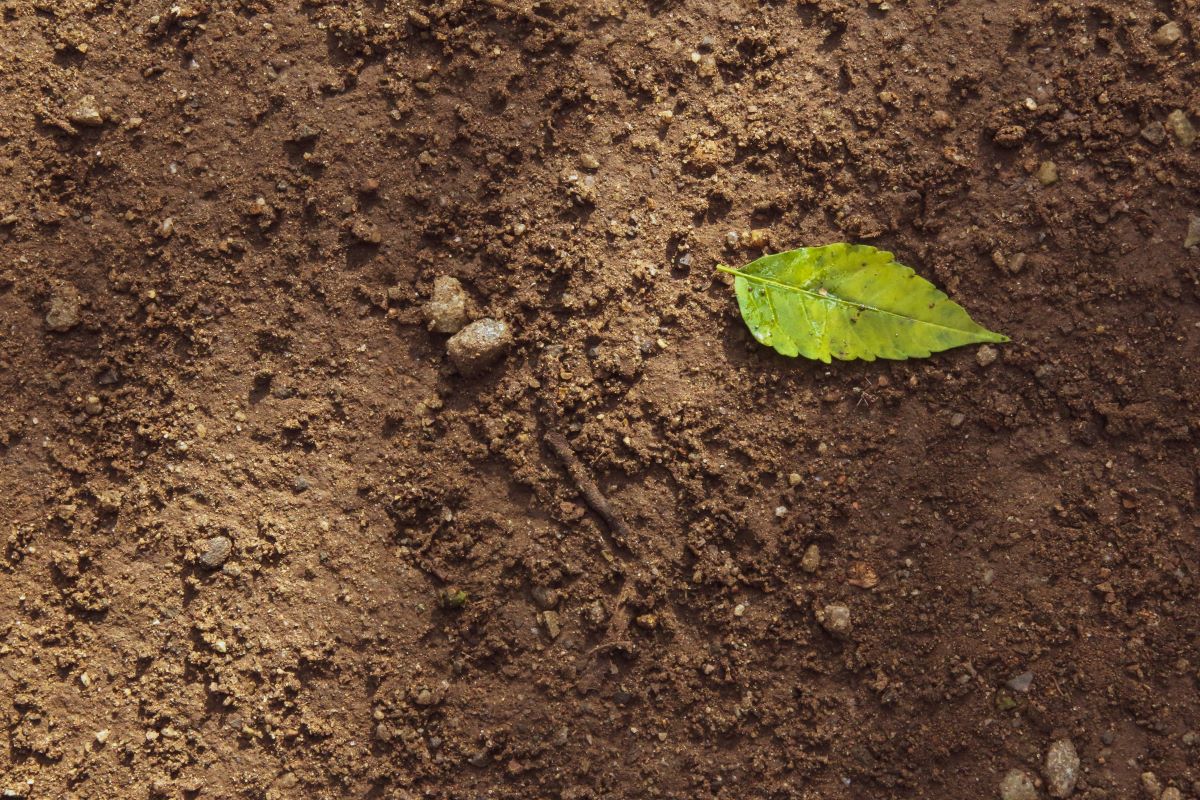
[
  {"left": 481, "top": 0, "right": 563, "bottom": 30},
  {"left": 545, "top": 431, "right": 633, "bottom": 551}
]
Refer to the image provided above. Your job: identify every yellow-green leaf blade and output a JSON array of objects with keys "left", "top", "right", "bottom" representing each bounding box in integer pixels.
[{"left": 720, "top": 244, "right": 1009, "bottom": 363}]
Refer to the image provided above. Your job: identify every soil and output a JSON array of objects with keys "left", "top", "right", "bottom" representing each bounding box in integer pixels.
[{"left": 1, "top": 1, "right": 1198, "bottom": 798}]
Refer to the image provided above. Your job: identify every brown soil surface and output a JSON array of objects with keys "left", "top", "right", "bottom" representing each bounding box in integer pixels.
[{"left": 2, "top": 1, "right": 1199, "bottom": 798}]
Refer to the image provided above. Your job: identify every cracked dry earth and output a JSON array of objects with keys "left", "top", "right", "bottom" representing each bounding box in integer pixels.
[{"left": 2, "top": 1, "right": 1200, "bottom": 799}]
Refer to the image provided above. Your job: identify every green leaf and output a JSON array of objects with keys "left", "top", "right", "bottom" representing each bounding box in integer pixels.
[{"left": 717, "top": 243, "right": 1008, "bottom": 363}]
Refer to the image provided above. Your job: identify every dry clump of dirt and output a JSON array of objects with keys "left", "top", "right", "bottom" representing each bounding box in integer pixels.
[{"left": 1, "top": 1, "right": 1199, "bottom": 799}]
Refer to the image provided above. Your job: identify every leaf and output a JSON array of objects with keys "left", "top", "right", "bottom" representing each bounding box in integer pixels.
[{"left": 717, "top": 243, "right": 1009, "bottom": 363}]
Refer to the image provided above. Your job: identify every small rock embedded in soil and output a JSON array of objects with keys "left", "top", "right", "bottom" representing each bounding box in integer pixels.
[
  {"left": 541, "top": 610, "right": 561, "bottom": 639},
  {"left": 1160, "top": 788, "right": 1182, "bottom": 800},
  {"left": 817, "top": 602, "right": 852, "bottom": 636},
  {"left": 1151, "top": 21, "right": 1182, "bottom": 48},
  {"left": 1140, "top": 121, "right": 1167, "bottom": 146},
  {"left": 1036, "top": 161, "right": 1058, "bottom": 186},
  {"left": 446, "top": 318, "right": 512, "bottom": 376},
  {"left": 976, "top": 344, "right": 998, "bottom": 367},
  {"left": 45, "top": 284, "right": 82, "bottom": 332},
  {"left": 426, "top": 275, "right": 469, "bottom": 334},
  {"left": 999, "top": 768, "right": 1038, "bottom": 800},
  {"left": 197, "top": 536, "right": 233, "bottom": 569},
  {"left": 579, "top": 153, "right": 600, "bottom": 170},
  {"left": 801, "top": 544, "right": 821, "bottom": 573},
  {"left": 1186, "top": 216, "right": 1200, "bottom": 249},
  {"left": 68, "top": 95, "right": 104, "bottom": 127},
  {"left": 1166, "top": 110, "right": 1196, "bottom": 147},
  {"left": 1141, "top": 772, "right": 1163, "bottom": 798},
  {"left": 1044, "top": 738, "right": 1080, "bottom": 798},
  {"left": 1006, "top": 671, "right": 1034, "bottom": 693},
  {"left": 531, "top": 586, "right": 559, "bottom": 609}
]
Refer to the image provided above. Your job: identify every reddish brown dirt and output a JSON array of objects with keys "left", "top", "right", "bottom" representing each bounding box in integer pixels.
[{"left": 2, "top": 1, "right": 1199, "bottom": 798}]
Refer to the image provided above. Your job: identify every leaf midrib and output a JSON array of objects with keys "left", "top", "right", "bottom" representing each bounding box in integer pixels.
[{"left": 717, "top": 265, "right": 988, "bottom": 337}]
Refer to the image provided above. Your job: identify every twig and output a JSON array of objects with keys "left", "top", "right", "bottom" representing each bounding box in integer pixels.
[
  {"left": 545, "top": 431, "right": 634, "bottom": 551},
  {"left": 536, "top": 348, "right": 642, "bottom": 654},
  {"left": 480, "top": 0, "right": 563, "bottom": 31}
]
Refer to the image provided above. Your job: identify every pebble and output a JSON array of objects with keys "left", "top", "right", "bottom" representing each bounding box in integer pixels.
[
  {"left": 293, "top": 475, "right": 311, "bottom": 492},
  {"left": 1141, "top": 121, "right": 1167, "bottom": 146},
  {"left": 1044, "top": 738, "right": 1080, "bottom": 798},
  {"left": 801, "top": 543, "right": 821, "bottom": 573},
  {"left": 541, "top": 610, "right": 561, "bottom": 639},
  {"left": 635, "top": 613, "right": 657, "bottom": 630},
  {"left": 818, "top": 602, "right": 852, "bottom": 637},
  {"left": 1161, "top": 788, "right": 1182, "bottom": 800},
  {"left": 1141, "top": 772, "right": 1162, "bottom": 798},
  {"left": 1186, "top": 216, "right": 1200, "bottom": 249},
  {"left": 446, "top": 318, "right": 512, "bottom": 376},
  {"left": 84, "top": 395, "right": 103, "bottom": 415},
  {"left": 976, "top": 345, "right": 998, "bottom": 367},
  {"left": 68, "top": 95, "right": 104, "bottom": 127},
  {"left": 1151, "top": 21, "right": 1182, "bottom": 48},
  {"left": 198, "top": 535, "right": 232, "bottom": 569},
  {"left": 949, "top": 412, "right": 966, "bottom": 428},
  {"left": 999, "top": 768, "right": 1038, "bottom": 800},
  {"left": 1036, "top": 161, "right": 1058, "bottom": 186},
  {"left": 45, "top": 284, "right": 82, "bottom": 332},
  {"left": 1005, "top": 671, "right": 1034, "bottom": 693},
  {"left": 425, "top": 275, "right": 469, "bottom": 334},
  {"left": 1166, "top": 110, "right": 1196, "bottom": 147},
  {"left": 579, "top": 153, "right": 600, "bottom": 170},
  {"left": 531, "top": 586, "right": 559, "bottom": 610},
  {"left": 94, "top": 729, "right": 110, "bottom": 746},
  {"left": 349, "top": 218, "right": 381, "bottom": 244}
]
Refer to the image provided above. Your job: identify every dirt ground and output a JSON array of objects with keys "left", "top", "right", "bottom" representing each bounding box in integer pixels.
[{"left": 2, "top": 0, "right": 1199, "bottom": 798}]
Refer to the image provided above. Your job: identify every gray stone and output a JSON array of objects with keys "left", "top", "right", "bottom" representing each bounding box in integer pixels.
[
  {"left": 1006, "top": 671, "right": 1034, "bottom": 693},
  {"left": 1141, "top": 121, "right": 1167, "bottom": 146},
  {"left": 999, "top": 769, "right": 1038, "bottom": 800},
  {"left": 1044, "top": 738, "right": 1080, "bottom": 798},
  {"left": 426, "top": 275, "right": 469, "bottom": 334},
  {"left": 446, "top": 318, "right": 512, "bottom": 376},
  {"left": 976, "top": 345, "right": 999, "bottom": 367},
  {"left": 198, "top": 536, "right": 232, "bottom": 569}
]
